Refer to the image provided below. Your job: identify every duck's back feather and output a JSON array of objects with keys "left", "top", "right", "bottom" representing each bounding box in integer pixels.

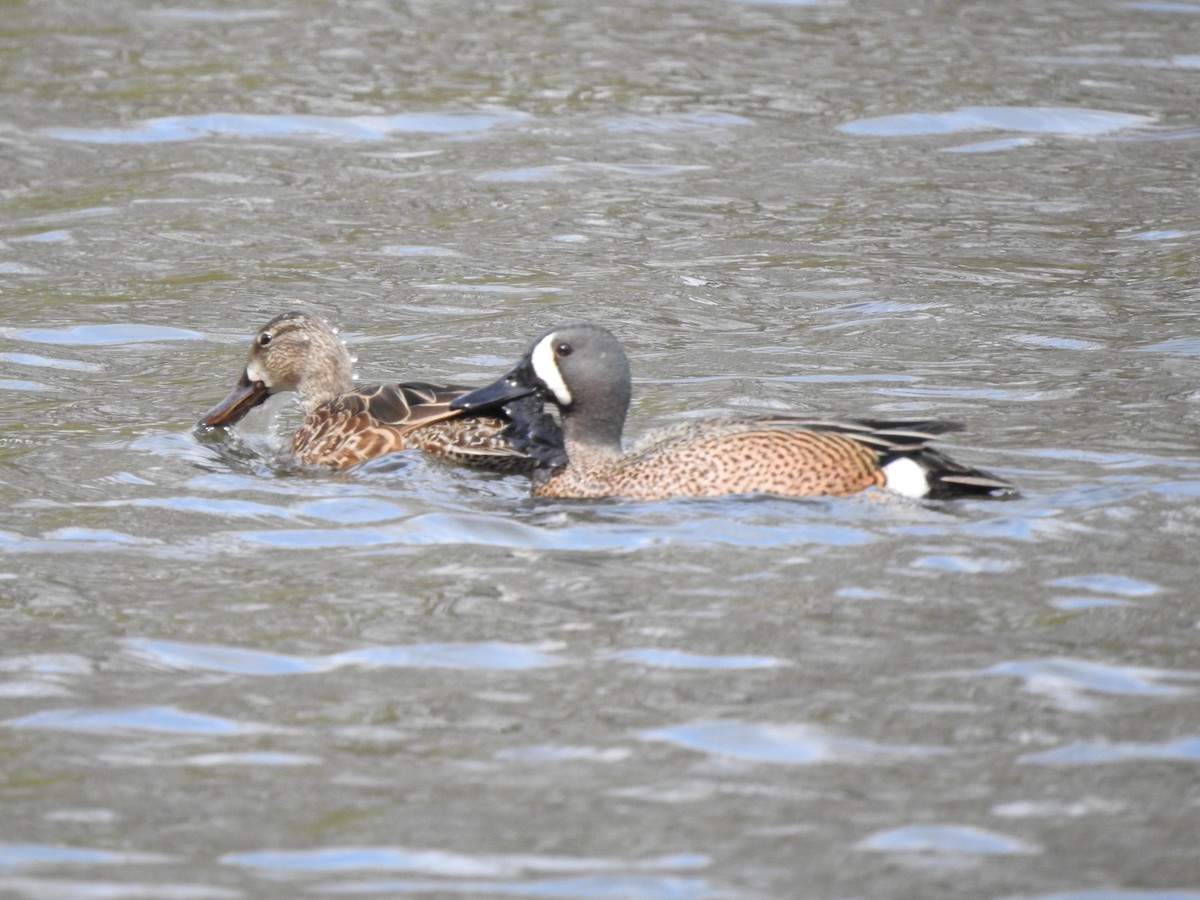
[{"left": 290, "top": 382, "right": 529, "bottom": 470}]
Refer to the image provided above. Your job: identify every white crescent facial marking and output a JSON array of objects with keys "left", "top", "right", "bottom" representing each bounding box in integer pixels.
[
  {"left": 246, "top": 358, "right": 269, "bottom": 386},
  {"left": 882, "top": 457, "right": 930, "bottom": 499},
  {"left": 530, "top": 333, "right": 573, "bottom": 406}
]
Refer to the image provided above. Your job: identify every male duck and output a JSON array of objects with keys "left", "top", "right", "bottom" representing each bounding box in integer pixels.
[
  {"left": 199, "top": 310, "right": 561, "bottom": 470},
  {"left": 451, "top": 322, "right": 1014, "bottom": 500}
]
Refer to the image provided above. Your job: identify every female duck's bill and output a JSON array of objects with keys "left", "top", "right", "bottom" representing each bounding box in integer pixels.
[
  {"left": 453, "top": 322, "right": 1014, "bottom": 501},
  {"left": 200, "top": 370, "right": 271, "bottom": 427}
]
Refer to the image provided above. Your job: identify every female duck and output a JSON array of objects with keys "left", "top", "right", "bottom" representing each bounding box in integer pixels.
[
  {"left": 200, "top": 310, "right": 560, "bottom": 470},
  {"left": 451, "top": 322, "right": 1013, "bottom": 500}
]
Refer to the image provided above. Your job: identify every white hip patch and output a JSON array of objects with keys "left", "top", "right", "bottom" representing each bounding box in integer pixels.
[{"left": 882, "top": 457, "right": 930, "bottom": 498}]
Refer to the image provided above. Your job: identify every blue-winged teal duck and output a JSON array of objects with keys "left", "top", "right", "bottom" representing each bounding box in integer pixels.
[
  {"left": 451, "top": 322, "right": 1014, "bottom": 500},
  {"left": 199, "top": 310, "right": 561, "bottom": 471}
]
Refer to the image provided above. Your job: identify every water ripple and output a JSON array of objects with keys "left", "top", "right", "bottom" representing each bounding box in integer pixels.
[
  {"left": 4, "top": 324, "right": 203, "bottom": 345},
  {"left": 1024, "top": 892, "right": 1200, "bottom": 900},
  {"left": 0, "top": 527, "right": 157, "bottom": 553},
  {"left": 240, "top": 856, "right": 723, "bottom": 899},
  {"left": 600, "top": 112, "right": 753, "bottom": 132},
  {"left": 3, "top": 705, "right": 271, "bottom": 735},
  {"left": 0, "top": 844, "right": 169, "bottom": 868},
  {"left": 180, "top": 751, "right": 322, "bottom": 767},
  {"left": 0, "top": 262, "right": 45, "bottom": 275},
  {"left": 145, "top": 7, "right": 285, "bottom": 22},
  {"left": 912, "top": 554, "right": 1015, "bottom": 574},
  {"left": 944, "top": 137, "right": 1037, "bottom": 153},
  {"left": 222, "top": 846, "right": 708, "bottom": 878},
  {"left": 839, "top": 106, "right": 1155, "bottom": 138},
  {"left": 1021, "top": 735, "right": 1200, "bottom": 765},
  {"left": 495, "top": 745, "right": 633, "bottom": 763},
  {"left": 380, "top": 245, "right": 461, "bottom": 258},
  {"left": 608, "top": 648, "right": 789, "bottom": 669},
  {"left": 131, "top": 496, "right": 295, "bottom": 520},
  {"left": 44, "top": 111, "right": 531, "bottom": 144},
  {"left": 232, "top": 508, "right": 875, "bottom": 551},
  {"left": 295, "top": 497, "right": 411, "bottom": 524},
  {"left": 857, "top": 824, "right": 1039, "bottom": 855},
  {"left": 9, "top": 229, "right": 72, "bottom": 243},
  {"left": 0, "top": 877, "right": 237, "bottom": 899},
  {"left": 641, "top": 720, "right": 945, "bottom": 764},
  {"left": 1135, "top": 337, "right": 1200, "bottom": 356},
  {"left": 124, "top": 638, "right": 565, "bottom": 674},
  {"left": 0, "top": 352, "right": 102, "bottom": 372},
  {"left": 0, "top": 654, "right": 92, "bottom": 699},
  {"left": 477, "top": 162, "right": 709, "bottom": 183},
  {"left": 309, "top": 874, "right": 716, "bottom": 897},
  {"left": 0, "top": 378, "right": 47, "bottom": 391},
  {"left": 1051, "top": 596, "right": 1133, "bottom": 611},
  {"left": 972, "top": 658, "right": 1197, "bottom": 710},
  {"left": 1045, "top": 574, "right": 1160, "bottom": 597},
  {"left": 1127, "top": 1, "right": 1200, "bottom": 10}
]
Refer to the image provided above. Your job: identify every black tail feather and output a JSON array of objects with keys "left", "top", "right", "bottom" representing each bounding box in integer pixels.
[{"left": 907, "top": 449, "right": 1016, "bottom": 500}]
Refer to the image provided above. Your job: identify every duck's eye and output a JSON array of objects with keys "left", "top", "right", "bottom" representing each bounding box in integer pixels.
[
  {"left": 258, "top": 333, "right": 272, "bottom": 347},
  {"left": 555, "top": 342, "right": 573, "bottom": 357}
]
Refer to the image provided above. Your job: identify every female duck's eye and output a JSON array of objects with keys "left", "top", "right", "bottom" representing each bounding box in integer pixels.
[
  {"left": 555, "top": 342, "right": 572, "bottom": 357},
  {"left": 258, "top": 333, "right": 272, "bottom": 347}
]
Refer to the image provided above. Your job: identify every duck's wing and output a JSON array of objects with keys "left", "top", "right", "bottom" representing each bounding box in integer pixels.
[
  {"left": 293, "top": 382, "right": 563, "bottom": 470},
  {"left": 356, "top": 382, "right": 475, "bottom": 433}
]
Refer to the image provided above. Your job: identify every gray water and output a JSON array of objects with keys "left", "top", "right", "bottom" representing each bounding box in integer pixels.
[{"left": 2, "top": 0, "right": 1200, "bottom": 897}]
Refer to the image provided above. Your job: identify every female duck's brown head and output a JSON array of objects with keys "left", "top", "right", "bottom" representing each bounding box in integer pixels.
[{"left": 199, "top": 310, "right": 353, "bottom": 427}]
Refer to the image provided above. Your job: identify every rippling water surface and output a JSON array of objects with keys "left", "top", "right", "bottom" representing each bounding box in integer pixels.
[{"left": 2, "top": 0, "right": 1199, "bottom": 897}]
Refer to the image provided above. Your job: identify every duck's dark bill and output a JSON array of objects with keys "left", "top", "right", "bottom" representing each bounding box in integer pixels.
[
  {"left": 200, "top": 374, "right": 271, "bottom": 427},
  {"left": 451, "top": 363, "right": 537, "bottom": 412}
]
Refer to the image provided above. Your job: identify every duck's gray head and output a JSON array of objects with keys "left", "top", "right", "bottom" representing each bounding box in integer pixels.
[{"left": 452, "top": 322, "right": 632, "bottom": 448}]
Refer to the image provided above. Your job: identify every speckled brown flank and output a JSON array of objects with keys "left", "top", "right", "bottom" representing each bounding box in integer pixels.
[{"left": 534, "top": 419, "right": 889, "bottom": 499}]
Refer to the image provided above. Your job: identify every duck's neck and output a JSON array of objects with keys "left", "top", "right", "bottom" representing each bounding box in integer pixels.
[
  {"left": 299, "top": 350, "right": 355, "bottom": 412},
  {"left": 562, "top": 407, "right": 625, "bottom": 459}
]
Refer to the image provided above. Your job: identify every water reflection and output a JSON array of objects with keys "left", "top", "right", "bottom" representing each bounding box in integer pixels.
[
  {"left": 2, "top": 324, "right": 204, "bottom": 345},
  {"left": 965, "top": 659, "right": 1198, "bottom": 712},
  {"left": 1022, "top": 736, "right": 1200, "bottom": 765},
  {"left": 5, "top": 705, "right": 270, "bottom": 735},
  {"left": 857, "top": 824, "right": 1038, "bottom": 856},
  {"left": 224, "top": 848, "right": 715, "bottom": 899},
  {"left": 45, "top": 111, "right": 532, "bottom": 144},
  {"left": 839, "top": 106, "right": 1155, "bottom": 140},
  {"left": 124, "top": 638, "right": 565, "bottom": 674},
  {"left": 641, "top": 720, "right": 945, "bottom": 764}
]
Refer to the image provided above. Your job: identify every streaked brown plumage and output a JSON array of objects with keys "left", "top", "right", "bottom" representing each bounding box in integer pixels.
[
  {"left": 451, "top": 322, "right": 1014, "bottom": 501},
  {"left": 199, "top": 310, "right": 559, "bottom": 471}
]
